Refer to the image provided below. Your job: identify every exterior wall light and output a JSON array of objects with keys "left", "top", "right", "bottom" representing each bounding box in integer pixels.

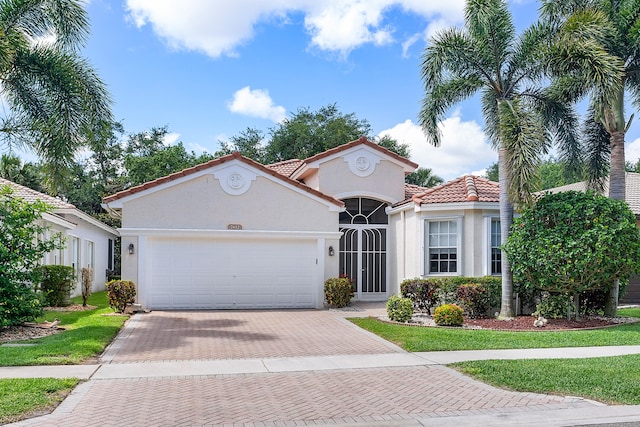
[
  {"left": 328, "top": 246, "right": 335, "bottom": 256},
  {"left": 128, "top": 243, "right": 135, "bottom": 255}
]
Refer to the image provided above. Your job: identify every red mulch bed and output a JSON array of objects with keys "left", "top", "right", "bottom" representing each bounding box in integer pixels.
[{"left": 464, "top": 316, "right": 637, "bottom": 331}]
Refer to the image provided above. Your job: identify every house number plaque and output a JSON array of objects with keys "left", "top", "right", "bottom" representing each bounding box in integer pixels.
[{"left": 227, "top": 224, "right": 243, "bottom": 230}]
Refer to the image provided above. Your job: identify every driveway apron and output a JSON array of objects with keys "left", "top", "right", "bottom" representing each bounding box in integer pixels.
[{"left": 105, "top": 309, "right": 398, "bottom": 363}]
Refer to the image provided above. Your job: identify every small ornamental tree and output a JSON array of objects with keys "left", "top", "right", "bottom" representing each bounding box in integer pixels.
[
  {"left": 0, "top": 186, "right": 64, "bottom": 326},
  {"left": 504, "top": 191, "right": 640, "bottom": 318}
]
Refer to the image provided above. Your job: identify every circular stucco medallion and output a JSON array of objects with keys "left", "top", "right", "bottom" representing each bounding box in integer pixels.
[
  {"left": 355, "top": 156, "right": 370, "bottom": 171},
  {"left": 227, "top": 173, "right": 244, "bottom": 189}
]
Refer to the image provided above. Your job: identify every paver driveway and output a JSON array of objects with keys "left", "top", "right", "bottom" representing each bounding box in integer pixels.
[
  {"left": 9, "top": 307, "right": 598, "bottom": 427},
  {"left": 106, "top": 309, "right": 399, "bottom": 362}
]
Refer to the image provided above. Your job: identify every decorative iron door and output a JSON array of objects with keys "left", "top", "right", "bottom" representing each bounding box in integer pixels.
[{"left": 339, "top": 226, "right": 387, "bottom": 298}]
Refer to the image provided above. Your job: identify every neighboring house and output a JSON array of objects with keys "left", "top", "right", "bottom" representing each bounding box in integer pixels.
[
  {"left": 543, "top": 173, "right": 640, "bottom": 303},
  {"left": 102, "top": 137, "right": 501, "bottom": 310},
  {"left": 0, "top": 178, "right": 119, "bottom": 297}
]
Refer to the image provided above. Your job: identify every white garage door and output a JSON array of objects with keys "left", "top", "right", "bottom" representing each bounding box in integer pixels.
[{"left": 147, "top": 237, "right": 317, "bottom": 309}]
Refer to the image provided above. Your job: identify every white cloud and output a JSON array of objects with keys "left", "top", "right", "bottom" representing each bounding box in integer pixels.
[
  {"left": 162, "top": 132, "right": 180, "bottom": 146},
  {"left": 626, "top": 138, "right": 640, "bottom": 164},
  {"left": 227, "top": 86, "right": 286, "bottom": 122},
  {"left": 378, "top": 115, "right": 496, "bottom": 180},
  {"left": 124, "top": 0, "right": 465, "bottom": 58}
]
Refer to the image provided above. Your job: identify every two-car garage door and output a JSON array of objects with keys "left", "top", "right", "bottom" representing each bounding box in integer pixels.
[{"left": 147, "top": 237, "right": 317, "bottom": 309}]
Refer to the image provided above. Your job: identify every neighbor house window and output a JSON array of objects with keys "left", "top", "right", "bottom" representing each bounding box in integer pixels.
[
  {"left": 107, "top": 239, "right": 114, "bottom": 271},
  {"left": 490, "top": 218, "right": 501, "bottom": 275},
  {"left": 427, "top": 220, "right": 459, "bottom": 274},
  {"left": 86, "top": 240, "right": 94, "bottom": 269},
  {"left": 71, "top": 237, "right": 80, "bottom": 274}
]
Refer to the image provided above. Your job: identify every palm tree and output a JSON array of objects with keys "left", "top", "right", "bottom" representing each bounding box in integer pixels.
[
  {"left": 0, "top": 0, "right": 111, "bottom": 192},
  {"left": 419, "top": 0, "right": 580, "bottom": 318},
  {"left": 405, "top": 167, "right": 443, "bottom": 188},
  {"left": 541, "top": 1, "right": 635, "bottom": 315}
]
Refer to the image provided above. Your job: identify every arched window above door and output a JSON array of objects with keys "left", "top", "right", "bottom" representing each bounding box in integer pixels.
[{"left": 339, "top": 198, "right": 388, "bottom": 225}]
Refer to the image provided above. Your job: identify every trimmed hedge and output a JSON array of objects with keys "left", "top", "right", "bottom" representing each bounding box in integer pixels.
[
  {"left": 106, "top": 280, "right": 136, "bottom": 313},
  {"left": 400, "top": 276, "right": 501, "bottom": 317},
  {"left": 324, "top": 277, "right": 354, "bottom": 308},
  {"left": 433, "top": 304, "right": 464, "bottom": 326}
]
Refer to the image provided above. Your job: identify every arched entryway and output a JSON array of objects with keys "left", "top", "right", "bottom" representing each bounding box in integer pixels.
[{"left": 339, "top": 198, "right": 388, "bottom": 300}]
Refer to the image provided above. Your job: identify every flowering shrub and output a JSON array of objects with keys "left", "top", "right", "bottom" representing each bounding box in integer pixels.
[
  {"left": 324, "top": 277, "right": 353, "bottom": 308},
  {"left": 456, "top": 283, "right": 492, "bottom": 318},
  {"left": 106, "top": 280, "right": 136, "bottom": 313},
  {"left": 386, "top": 295, "right": 414, "bottom": 322},
  {"left": 433, "top": 304, "right": 464, "bottom": 326}
]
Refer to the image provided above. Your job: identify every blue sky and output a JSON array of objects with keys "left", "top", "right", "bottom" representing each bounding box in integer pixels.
[{"left": 60, "top": 0, "right": 640, "bottom": 180}]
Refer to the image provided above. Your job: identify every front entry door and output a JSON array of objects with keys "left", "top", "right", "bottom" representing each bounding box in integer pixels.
[{"left": 339, "top": 226, "right": 387, "bottom": 299}]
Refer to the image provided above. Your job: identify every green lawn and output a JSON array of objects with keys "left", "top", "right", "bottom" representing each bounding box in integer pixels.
[
  {"left": 350, "top": 308, "right": 640, "bottom": 352},
  {"left": 0, "top": 291, "right": 128, "bottom": 366},
  {"left": 0, "top": 378, "right": 79, "bottom": 425},
  {"left": 454, "top": 354, "right": 640, "bottom": 405},
  {"left": 352, "top": 308, "right": 640, "bottom": 405}
]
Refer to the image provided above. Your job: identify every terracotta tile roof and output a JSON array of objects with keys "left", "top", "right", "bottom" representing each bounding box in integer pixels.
[
  {"left": 302, "top": 136, "right": 419, "bottom": 170},
  {"left": 0, "top": 177, "right": 74, "bottom": 209},
  {"left": 404, "top": 183, "right": 430, "bottom": 200},
  {"left": 266, "top": 159, "right": 304, "bottom": 177},
  {"left": 542, "top": 172, "right": 640, "bottom": 215},
  {"left": 103, "top": 152, "right": 344, "bottom": 208},
  {"left": 403, "top": 175, "right": 500, "bottom": 206}
]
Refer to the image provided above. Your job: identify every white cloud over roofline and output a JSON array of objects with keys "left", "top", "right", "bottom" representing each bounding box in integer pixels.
[{"left": 378, "top": 113, "right": 496, "bottom": 180}]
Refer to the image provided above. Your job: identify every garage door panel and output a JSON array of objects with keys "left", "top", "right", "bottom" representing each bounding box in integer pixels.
[{"left": 147, "top": 237, "right": 317, "bottom": 309}]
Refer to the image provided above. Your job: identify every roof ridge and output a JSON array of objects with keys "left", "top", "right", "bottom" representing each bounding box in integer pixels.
[{"left": 465, "top": 175, "right": 479, "bottom": 201}]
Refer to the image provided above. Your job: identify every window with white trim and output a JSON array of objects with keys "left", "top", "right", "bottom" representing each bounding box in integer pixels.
[
  {"left": 426, "top": 220, "right": 458, "bottom": 274},
  {"left": 490, "top": 218, "right": 501, "bottom": 275}
]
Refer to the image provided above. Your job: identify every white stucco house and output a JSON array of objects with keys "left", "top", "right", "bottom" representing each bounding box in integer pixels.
[
  {"left": 102, "top": 137, "right": 501, "bottom": 310},
  {"left": 0, "top": 177, "right": 119, "bottom": 297}
]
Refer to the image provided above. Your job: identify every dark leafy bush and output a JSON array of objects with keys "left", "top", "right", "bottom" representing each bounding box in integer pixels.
[
  {"left": 386, "top": 295, "right": 414, "bottom": 322},
  {"left": 433, "top": 303, "right": 464, "bottom": 326},
  {"left": 106, "top": 280, "right": 136, "bottom": 313},
  {"left": 456, "top": 283, "right": 492, "bottom": 318},
  {"left": 504, "top": 191, "right": 640, "bottom": 318},
  {"left": 324, "top": 277, "right": 353, "bottom": 308},
  {"left": 400, "top": 278, "right": 439, "bottom": 314},
  {"left": 39, "top": 265, "right": 76, "bottom": 307}
]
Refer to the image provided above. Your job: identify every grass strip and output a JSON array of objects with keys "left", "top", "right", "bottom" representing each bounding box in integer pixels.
[
  {"left": 350, "top": 308, "right": 640, "bottom": 352},
  {"left": 0, "top": 377, "right": 79, "bottom": 424},
  {"left": 0, "top": 292, "right": 128, "bottom": 366},
  {"left": 453, "top": 354, "right": 640, "bottom": 405}
]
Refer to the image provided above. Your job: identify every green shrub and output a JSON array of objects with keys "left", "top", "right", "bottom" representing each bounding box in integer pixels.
[
  {"left": 324, "top": 277, "right": 353, "bottom": 308},
  {"left": 456, "top": 283, "right": 492, "bottom": 318},
  {"left": 106, "top": 280, "right": 136, "bottom": 313},
  {"left": 386, "top": 295, "right": 414, "bottom": 322},
  {"left": 535, "top": 293, "right": 572, "bottom": 319},
  {"left": 39, "top": 265, "right": 75, "bottom": 307},
  {"left": 433, "top": 304, "right": 464, "bottom": 326},
  {"left": 504, "top": 191, "right": 640, "bottom": 318},
  {"left": 0, "top": 186, "right": 63, "bottom": 326},
  {"left": 400, "top": 278, "right": 440, "bottom": 314}
]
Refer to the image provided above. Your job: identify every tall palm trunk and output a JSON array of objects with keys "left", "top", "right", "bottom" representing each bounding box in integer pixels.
[
  {"left": 604, "top": 130, "right": 626, "bottom": 316},
  {"left": 498, "top": 145, "right": 515, "bottom": 318}
]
